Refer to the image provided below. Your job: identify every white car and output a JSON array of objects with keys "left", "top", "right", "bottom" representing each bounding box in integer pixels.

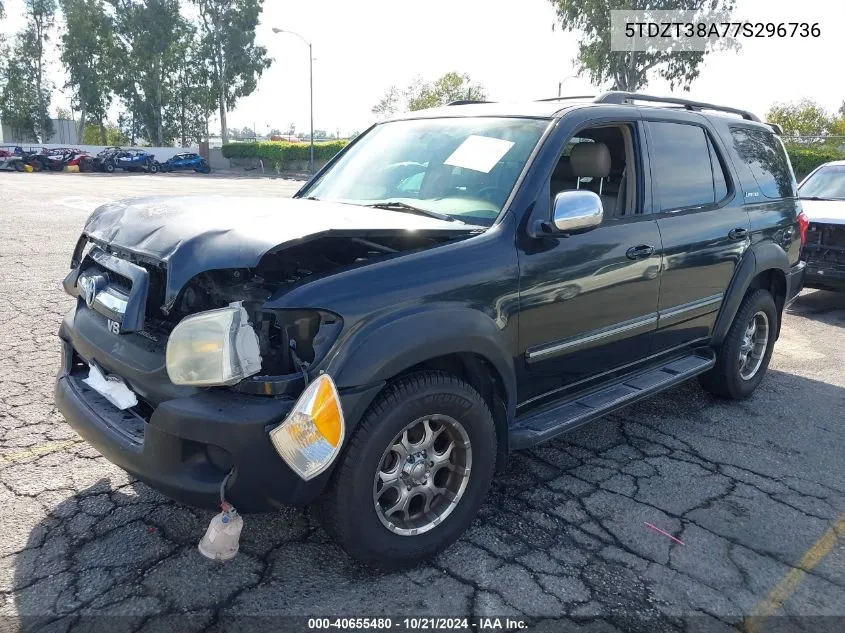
[{"left": 798, "top": 160, "right": 845, "bottom": 291}]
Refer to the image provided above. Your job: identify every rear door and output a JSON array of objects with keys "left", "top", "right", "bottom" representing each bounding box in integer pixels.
[{"left": 643, "top": 113, "right": 750, "bottom": 352}]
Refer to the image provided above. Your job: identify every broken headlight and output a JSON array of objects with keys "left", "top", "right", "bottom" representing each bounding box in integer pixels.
[{"left": 166, "top": 304, "right": 262, "bottom": 386}]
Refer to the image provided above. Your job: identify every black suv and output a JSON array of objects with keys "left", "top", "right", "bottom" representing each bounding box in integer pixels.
[{"left": 55, "top": 92, "right": 806, "bottom": 567}]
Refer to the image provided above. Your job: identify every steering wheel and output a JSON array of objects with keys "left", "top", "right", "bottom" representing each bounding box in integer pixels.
[{"left": 476, "top": 186, "right": 510, "bottom": 203}]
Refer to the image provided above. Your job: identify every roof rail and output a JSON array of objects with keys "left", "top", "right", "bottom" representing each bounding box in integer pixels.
[
  {"left": 594, "top": 91, "right": 760, "bottom": 122},
  {"left": 535, "top": 95, "right": 596, "bottom": 102},
  {"left": 446, "top": 100, "right": 495, "bottom": 106}
]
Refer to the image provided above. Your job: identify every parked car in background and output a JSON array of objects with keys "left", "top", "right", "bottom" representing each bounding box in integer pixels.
[
  {"left": 798, "top": 160, "right": 845, "bottom": 291},
  {"left": 91, "top": 147, "right": 124, "bottom": 173},
  {"left": 160, "top": 152, "right": 211, "bottom": 174},
  {"left": 0, "top": 145, "right": 26, "bottom": 171},
  {"left": 22, "top": 148, "right": 53, "bottom": 172},
  {"left": 113, "top": 150, "right": 159, "bottom": 173},
  {"left": 56, "top": 92, "right": 806, "bottom": 568}
]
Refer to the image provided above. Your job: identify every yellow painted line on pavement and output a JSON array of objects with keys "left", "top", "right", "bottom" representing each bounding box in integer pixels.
[
  {"left": 744, "top": 513, "right": 845, "bottom": 633},
  {"left": 0, "top": 439, "right": 84, "bottom": 467}
]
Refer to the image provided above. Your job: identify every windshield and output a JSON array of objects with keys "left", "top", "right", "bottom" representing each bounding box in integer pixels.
[
  {"left": 303, "top": 117, "right": 550, "bottom": 226},
  {"left": 799, "top": 165, "right": 845, "bottom": 200}
]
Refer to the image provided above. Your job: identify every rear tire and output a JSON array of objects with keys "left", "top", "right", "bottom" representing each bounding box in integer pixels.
[
  {"left": 317, "top": 371, "right": 497, "bottom": 569},
  {"left": 699, "top": 289, "right": 778, "bottom": 399}
]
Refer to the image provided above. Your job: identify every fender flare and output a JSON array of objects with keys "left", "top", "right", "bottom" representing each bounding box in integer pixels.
[
  {"left": 327, "top": 306, "right": 517, "bottom": 422},
  {"left": 712, "top": 242, "right": 790, "bottom": 346}
]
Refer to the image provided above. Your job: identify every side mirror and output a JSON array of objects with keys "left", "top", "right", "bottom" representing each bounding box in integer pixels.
[{"left": 552, "top": 190, "right": 603, "bottom": 234}]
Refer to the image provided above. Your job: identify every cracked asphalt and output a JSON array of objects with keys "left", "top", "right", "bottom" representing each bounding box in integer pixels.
[{"left": 1, "top": 172, "right": 843, "bottom": 633}]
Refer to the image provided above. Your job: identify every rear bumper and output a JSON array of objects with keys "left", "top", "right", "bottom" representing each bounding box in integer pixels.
[
  {"left": 55, "top": 327, "right": 383, "bottom": 513},
  {"left": 802, "top": 264, "right": 845, "bottom": 292},
  {"left": 785, "top": 260, "right": 807, "bottom": 305}
]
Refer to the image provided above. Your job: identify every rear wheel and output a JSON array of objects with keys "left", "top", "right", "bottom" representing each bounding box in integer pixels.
[
  {"left": 317, "top": 371, "right": 497, "bottom": 569},
  {"left": 699, "top": 289, "right": 777, "bottom": 399}
]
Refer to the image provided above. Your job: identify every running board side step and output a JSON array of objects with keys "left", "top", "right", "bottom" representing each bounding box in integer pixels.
[{"left": 509, "top": 352, "right": 715, "bottom": 450}]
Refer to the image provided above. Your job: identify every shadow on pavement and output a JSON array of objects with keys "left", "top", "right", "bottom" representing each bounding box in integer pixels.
[{"left": 12, "top": 369, "right": 845, "bottom": 632}]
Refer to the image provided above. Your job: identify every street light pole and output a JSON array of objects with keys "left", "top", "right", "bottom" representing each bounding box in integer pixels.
[
  {"left": 273, "top": 28, "right": 314, "bottom": 174},
  {"left": 558, "top": 75, "right": 578, "bottom": 97}
]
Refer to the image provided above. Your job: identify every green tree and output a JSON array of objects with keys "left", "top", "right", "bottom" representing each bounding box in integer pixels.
[
  {"left": 372, "top": 72, "right": 487, "bottom": 117},
  {"left": 109, "top": 0, "right": 189, "bottom": 145},
  {"left": 28, "top": 0, "right": 56, "bottom": 140},
  {"left": 406, "top": 72, "right": 487, "bottom": 110},
  {"left": 60, "top": 0, "right": 115, "bottom": 144},
  {"left": 549, "top": 0, "right": 737, "bottom": 92},
  {"left": 766, "top": 99, "right": 834, "bottom": 138},
  {"left": 0, "top": 55, "right": 40, "bottom": 141},
  {"left": 167, "top": 31, "right": 216, "bottom": 146},
  {"left": 0, "top": 24, "right": 55, "bottom": 142},
  {"left": 191, "top": 0, "right": 272, "bottom": 145},
  {"left": 371, "top": 85, "right": 401, "bottom": 120},
  {"left": 83, "top": 121, "right": 129, "bottom": 144}
]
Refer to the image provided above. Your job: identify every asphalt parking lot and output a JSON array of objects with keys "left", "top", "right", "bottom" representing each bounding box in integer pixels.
[{"left": 1, "top": 172, "right": 843, "bottom": 632}]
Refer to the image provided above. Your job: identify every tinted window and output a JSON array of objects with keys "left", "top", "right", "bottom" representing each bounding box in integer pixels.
[
  {"left": 730, "top": 127, "right": 796, "bottom": 199},
  {"left": 647, "top": 122, "right": 716, "bottom": 211}
]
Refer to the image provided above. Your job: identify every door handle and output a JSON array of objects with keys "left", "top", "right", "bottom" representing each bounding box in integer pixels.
[
  {"left": 728, "top": 228, "right": 749, "bottom": 241},
  {"left": 626, "top": 245, "right": 655, "bottom": 260}
]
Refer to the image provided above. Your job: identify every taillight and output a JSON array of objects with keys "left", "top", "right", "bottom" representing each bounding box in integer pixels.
[{"left": 797, "top": 210, "right": 810, "bottom": 246}]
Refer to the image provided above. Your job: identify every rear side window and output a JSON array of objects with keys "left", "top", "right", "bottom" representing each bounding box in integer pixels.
[
  {"left": 729, "top": 127, "right": 796, "bottom": 199},
  {"left": 646, "top": 121, "right": 726, "bottom": 211}
]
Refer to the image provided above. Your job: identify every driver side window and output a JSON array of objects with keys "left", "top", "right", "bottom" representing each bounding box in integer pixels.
[{"left": 549, "top": 124, "right": 640, "bottom": 220}]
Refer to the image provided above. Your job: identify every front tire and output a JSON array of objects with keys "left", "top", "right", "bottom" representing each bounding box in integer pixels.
[
  {"left": 699, "top": 289, "right": 778, "bottom": 399},
  {"left": 317, "top": 371, "right": 497, "bottom": 569}
]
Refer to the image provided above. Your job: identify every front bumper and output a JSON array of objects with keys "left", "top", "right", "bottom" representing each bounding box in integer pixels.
[{"left": 55, "top": 330, "right": 382, "bottom": 513}]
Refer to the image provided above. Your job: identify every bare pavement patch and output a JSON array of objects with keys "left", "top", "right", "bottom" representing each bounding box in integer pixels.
[{"left": 1, "top": 173, "right": 843, "bottom": 632}]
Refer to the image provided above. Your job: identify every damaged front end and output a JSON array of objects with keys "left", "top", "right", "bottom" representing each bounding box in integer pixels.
[
  {"left": 802, "top": 222, "right": 845, "bottom": 290},
  {"left": 64, "top": 209, "right": 472, "bottom": 400},
  {"left": 57, "top": 198, "right": 477, "bottom": 509}
]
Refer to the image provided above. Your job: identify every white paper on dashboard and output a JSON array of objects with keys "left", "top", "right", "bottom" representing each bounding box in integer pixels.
[{"left": 443, "top": 135, "right": 515, "bottom": 174}]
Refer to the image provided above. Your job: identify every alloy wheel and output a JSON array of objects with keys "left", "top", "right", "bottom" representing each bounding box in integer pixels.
[
  {"left": 738, "top": 310, "right": 769, "bottom": 380},
  {"left": 373, "top": 415, "right": 472, "bottom": 536}
]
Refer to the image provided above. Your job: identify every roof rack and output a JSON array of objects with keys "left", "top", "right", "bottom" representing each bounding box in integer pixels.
[
  {"left": 594, "top": 91, "right": 760, "bottom": 122},
  {"left": 446, "top": 100, "right": 495, "bottom": 106},
  {"left": 535, "top": 95, "right": 596, "bottom": 102}
]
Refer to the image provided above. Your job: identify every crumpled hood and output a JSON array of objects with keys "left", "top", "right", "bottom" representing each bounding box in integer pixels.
[
  {"left": 800, "top": 199, "right": 845, "bottom": 225},
  {"left": 83, "top": 195, "right": 468, "bottom": 311}
]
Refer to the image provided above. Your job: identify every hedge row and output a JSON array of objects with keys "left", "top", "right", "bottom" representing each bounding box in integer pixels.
[
  {"left": 785, "top": 144, "right": 845, "bottom": 180},
  {"left": 221, "top": 140, "right": 349, "bottom": 165}
]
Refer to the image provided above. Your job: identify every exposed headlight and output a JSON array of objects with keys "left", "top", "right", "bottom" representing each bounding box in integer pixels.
[
  {"left": 166, "top": 304, "right": 262, "bottom": 386},
  {"left": 269, "top": 374, "right": 345, "bottom": 480}
]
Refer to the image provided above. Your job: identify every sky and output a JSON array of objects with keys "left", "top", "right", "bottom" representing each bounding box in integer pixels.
[{"left": 1, "top": 0, "right": 842, "bottom": 137}]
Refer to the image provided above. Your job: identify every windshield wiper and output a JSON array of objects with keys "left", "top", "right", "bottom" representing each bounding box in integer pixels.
[
  {"left": 800, "top": 196, "right": 840, "bottom": 201},
  {"left": 365, "top": 201, "right": 460, "bottom": 223}
]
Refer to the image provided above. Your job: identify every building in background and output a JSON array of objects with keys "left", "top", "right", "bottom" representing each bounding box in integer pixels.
[{"left": 0, "top": 118, "right": 80, "bottom": 145}]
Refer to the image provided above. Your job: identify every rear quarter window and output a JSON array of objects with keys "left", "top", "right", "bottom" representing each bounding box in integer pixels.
[{"left": 729, "top": 127, "right": 796, "bottom": 199}]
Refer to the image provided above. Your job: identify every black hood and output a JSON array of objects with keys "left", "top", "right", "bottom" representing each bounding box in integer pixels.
[{"left": 83, "top": 195, "right": 472, "bottom": 310}]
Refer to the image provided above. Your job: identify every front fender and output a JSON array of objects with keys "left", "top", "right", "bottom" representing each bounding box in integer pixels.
[{"left": 325, "top": 305, "right": 517, "bottom": 421}]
